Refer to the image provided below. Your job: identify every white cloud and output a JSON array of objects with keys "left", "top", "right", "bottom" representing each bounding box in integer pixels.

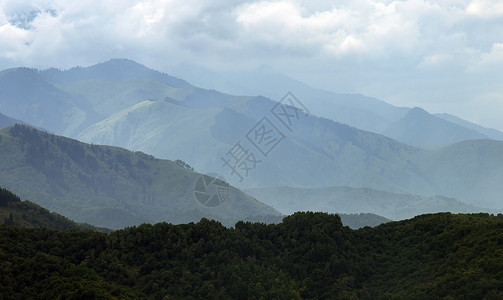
[
  {"left": 478, "top": 43, "right": 503, "bottom": 66},
  {"left": 466, "top": 0, "right": 503, "bottom": 18}
]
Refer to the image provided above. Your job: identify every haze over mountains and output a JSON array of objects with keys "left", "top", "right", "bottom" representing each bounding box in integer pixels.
[
  {"left": 0, "top": 58, "right": 502, "bottom": 225},
  {"left": 244, "top": 186, "right": 489, "bottom": 221},
  {"left": 383, "top": 107, "right": 489, "bottom": 149},
  {"left": 167, "top": 63, "right": 503, "bottom": 148}
]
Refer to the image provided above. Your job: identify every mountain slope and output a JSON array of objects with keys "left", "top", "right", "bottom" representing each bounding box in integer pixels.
[
  {"left": 0, "top": 125, "right": 280, "bottom": 229},
  {"left": 244, "top": 186, "right": 489, "bottom": 220},
  {"left": 0, "top": 68, "right": 100, "bottom": 136},
  {"left": 436, "top": 113, "right": 503, "bottom": 140},
  {"left": 417, "top": 139, "right": 503, "bottom": 209},
  {"left": 383, "top": 107, "right": 488, "bottom": 149},
  {"left": 0, "top": 186, "right": 108, "bottom": 231}
]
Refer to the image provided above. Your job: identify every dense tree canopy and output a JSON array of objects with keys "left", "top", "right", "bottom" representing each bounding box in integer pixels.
[{"left": 1, "top": 211, "right": 503, "bottom": 299}]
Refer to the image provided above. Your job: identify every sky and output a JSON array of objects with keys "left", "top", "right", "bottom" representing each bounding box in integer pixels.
[{"left": 0, "top": 0, "right": 502, "bottom": 130}]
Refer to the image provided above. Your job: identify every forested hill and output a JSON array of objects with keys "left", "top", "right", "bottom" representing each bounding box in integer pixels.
[
  {"left": 0, "top": 187, "right": 107, "bottom": 232},
  {"left": 1, "top": 212, "right": 502, "bottom": 299},
  {"left": 0, "top": 124, "right": 280, "bottom": 228}
]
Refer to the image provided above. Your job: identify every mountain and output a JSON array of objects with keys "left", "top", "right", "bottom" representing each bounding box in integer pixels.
[
  {"left": 168, "top": 63, "right": 503, "bottom": 146},
  {"left": 436, "top": 113, "right": 503, "bottom": 140},
  {"left": 333, "top": 212, "right": 390, "bottom": 228},
  {"left": 2, "top": 212, "right": 503, "bottom": 298},
  {"left": 244, "top": 186, "right": 489, "bottom": 221},
  {"left": 41, "top": 58, "right": 191, "bottom": 88},
  {"left": 383, "top": 107, "right": 488, "bottom": 149},
  {"left": 0, "top": 67, "right": 100, "bottom": 136},
  {"left": 0, "top": 59, "right": 192, "bottom": 137},
  {"left": 167, "top": 63, "right": 410, "bottom": 133},
  {"left": 0, "top": 186, "right": 108, "bottom": 231},
  {"left": 40, "top": 59, "right": 194, "bottom": 119},
  {"left": 0, "top": 125, "right": 280, "bottom": 229},
  {"left": 416, "top": 139, "right": 503, "bottom": 209}
]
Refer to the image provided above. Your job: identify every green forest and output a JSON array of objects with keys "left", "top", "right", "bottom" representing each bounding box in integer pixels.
[{"left": 1, "top": 204, "right": 503, "bottom": 299}]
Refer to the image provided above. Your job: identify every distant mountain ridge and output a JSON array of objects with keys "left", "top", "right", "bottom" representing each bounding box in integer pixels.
[
  {"left": 436, "top": 113, "right": 503, "bottom": 140},
  {"left": 0, "top": 67, "right": 100, "bottom": 136},
  {"left": 244, "top": 186, "right": 491, "bottom": 221},
  {"left": 167, "top": 62, "right": 503, "bottom": 142},
  {"left": 383, "top": 107, "right": 489, "bottom": 149},
  {"left": 41, "top": 58, "right": 191, "bottom": 88},
  {"left": 167, "top": 62, "right": 410, "bottom": 133}
]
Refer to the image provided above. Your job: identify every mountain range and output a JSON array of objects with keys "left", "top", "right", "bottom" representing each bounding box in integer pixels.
[
  {"left": 0, "top": 59, "right": 502, "bottom": 219},
  {"left": 166, "top": 62, "right": 503, "bottom": 148}
]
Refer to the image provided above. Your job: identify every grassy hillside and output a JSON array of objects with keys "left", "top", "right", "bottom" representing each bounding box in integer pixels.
[
  {"left": 0, "top": 125, "right": 280, "bottom": 229},
  {"left": 245, "top": 186, "right": 489, "bottom": 221},
  {"left": 1, "top": 212, "right": 502, "bottom": 298}
]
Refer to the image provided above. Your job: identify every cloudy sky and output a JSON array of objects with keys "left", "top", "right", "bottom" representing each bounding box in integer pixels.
[{"left": 1, "top": 0, "right": 502, "bottom": 130}]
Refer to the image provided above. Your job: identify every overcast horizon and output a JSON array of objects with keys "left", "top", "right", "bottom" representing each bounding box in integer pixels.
[{"left": 1, "top": 0, "right": 502, "bottom": 131}]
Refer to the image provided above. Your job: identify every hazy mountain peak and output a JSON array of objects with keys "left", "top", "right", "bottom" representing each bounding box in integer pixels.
[
  {"left": 383, "top": 106, "right": 488, "bottom": 149},
  {"left": 0, "top": 67, "right": 44, "bottom": 85},
  {"left": 408, "top": 106, "right": 429, "bottom": 115},
  {"left": 40, "top": 59, "right": 192, "bottom": 88}
]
